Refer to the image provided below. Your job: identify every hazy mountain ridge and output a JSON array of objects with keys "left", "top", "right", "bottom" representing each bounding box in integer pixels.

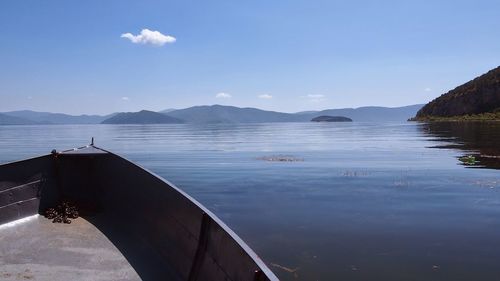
[
  {"left": 164, "top": 104, "right": 423, "bottom": 123},
  {"left": 307, "top": 105, "right": 423, "bottom": 122},
  {"left": 165, "top": 105, "right": 303, "bottom": 123},
  {"left": 0, "top": 113, "right": 37, "bottom": 125},
  {"left": 414, "top": 66, "right": 500, "bottom": 120},
  {"left": 3, "top": 110, "right": 113, "bottom": 124},
  {"left": 101, "top": 110, "right": 183, "bottom": 124},
  {"left": 1, "top": 104, "right": 423, "bottom": 125},
  {"left": 159, "top": 108, "right": 177, "bottom": 113}
]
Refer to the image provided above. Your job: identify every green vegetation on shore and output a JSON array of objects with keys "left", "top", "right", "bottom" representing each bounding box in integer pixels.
[{"left": 410, "top": 110, "right": 500, "bottom": 122}]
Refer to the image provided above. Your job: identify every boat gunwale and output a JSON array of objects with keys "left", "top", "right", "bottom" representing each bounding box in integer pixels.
[
  {"left": 94, "top": 145, "right": 278, "bottom": 280},
  {"left": 0, "top": 154, "right": 51, "bottom": 167}
]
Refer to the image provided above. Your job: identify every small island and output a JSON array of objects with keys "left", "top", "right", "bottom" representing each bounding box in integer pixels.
[{"left": 311, "top": 116, "right": 352, "bottom": 122}]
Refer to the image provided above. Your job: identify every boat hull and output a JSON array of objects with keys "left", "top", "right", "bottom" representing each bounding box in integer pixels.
[{"left": 0, "top": 146, "right": 277, "bottom": 281}]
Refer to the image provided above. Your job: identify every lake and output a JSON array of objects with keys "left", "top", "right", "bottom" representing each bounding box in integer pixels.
[{"left": 0, "top": 122, "right": 499, "bottom": 281}]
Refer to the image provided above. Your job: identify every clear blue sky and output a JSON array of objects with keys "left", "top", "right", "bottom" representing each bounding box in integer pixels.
[{"left": 1, "top": 0, "right": 499, "bottom": 115}]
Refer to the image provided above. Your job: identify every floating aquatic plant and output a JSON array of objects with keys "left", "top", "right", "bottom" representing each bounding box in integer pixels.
[
  {"left": 458, "top": 155, "right": 476, "bottom": 165},
  {"left": 256, "top": 155, "right": 304, "bottom": 162}
]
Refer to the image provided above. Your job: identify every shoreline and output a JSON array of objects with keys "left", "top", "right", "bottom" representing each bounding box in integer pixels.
[{"left": 409, "top": 112, "right": 500, "bottom": 122}]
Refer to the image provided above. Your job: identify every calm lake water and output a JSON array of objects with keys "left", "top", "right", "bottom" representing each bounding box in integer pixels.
[{"left": 1, "top": 122, "right": 499, "bottom": 281}]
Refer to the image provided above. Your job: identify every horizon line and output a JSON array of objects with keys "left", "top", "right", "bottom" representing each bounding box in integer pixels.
[{"left": 0, "top": 103, "right": 425, "bottom": 117}]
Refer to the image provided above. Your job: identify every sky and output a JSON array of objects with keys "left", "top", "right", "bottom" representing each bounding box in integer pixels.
[{"left": 1, "top": 0, "right": 499, "bottom": 115}]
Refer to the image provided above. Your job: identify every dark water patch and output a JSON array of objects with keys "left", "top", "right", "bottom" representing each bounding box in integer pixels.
[{"left": 419, "top": 122, "right": 500, "bottom": 169}]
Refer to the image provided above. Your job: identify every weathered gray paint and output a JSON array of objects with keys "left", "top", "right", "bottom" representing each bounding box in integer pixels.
[
  {"left": 0, "top": 155, "right": 56, "bottom": 225},
  {"left": 0, "top": 146, "right": 278, "bottom": 281}
]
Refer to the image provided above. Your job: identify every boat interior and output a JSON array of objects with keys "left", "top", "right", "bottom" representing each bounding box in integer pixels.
[{"left": 0, "top": 146, "right": 277, "bottom": 281}]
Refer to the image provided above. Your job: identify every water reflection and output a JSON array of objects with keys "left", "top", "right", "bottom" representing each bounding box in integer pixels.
[{"left": 418, "top": 122, "right": 500, "bottom": 169}]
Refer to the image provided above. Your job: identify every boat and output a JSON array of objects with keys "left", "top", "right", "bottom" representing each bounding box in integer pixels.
[{"left": 0, "top": 141, "right": 278, "bottom": 281}]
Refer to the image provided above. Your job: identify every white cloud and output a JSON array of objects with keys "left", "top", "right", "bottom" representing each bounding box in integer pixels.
[
  {"left": 121, "top": 29, "right": 176, "bottom": 46},
  {"left": 215, "top": 92, "right": 232, "bottom": 99},
  {"left": 306, "top": 94, "right": 325, "bottom": 98},
  {"left": 424, "top": 88, "right": 432, "bottom": 92},
  {"left": 121, "top": 97, "right": 130, "bottom": 101},
  {"left": 258, "top": 94, "right": 273, "bottom": 99},
  {"left": 301, "top": 94, "right": 326, "bottom": 103}
]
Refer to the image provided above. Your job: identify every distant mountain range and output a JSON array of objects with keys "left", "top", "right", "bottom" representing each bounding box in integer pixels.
[
  {"left": 414, "top": 66, "right": 500, "bottom": 120},
  {"left": 0, "top": 104, "right": 423, "bottom": 125},
  {"left": 165, "top": 105, "right": 304, "bottom": 123},
  {"left": 163, "top": 104, "right": 423, "bottom": 123},
  {"left": 101, "top": 110, "right": 183, "bottom": 124},
  {"left": 159, "top": 108, "right": 177, "bottom": 113},
  {"left": 302, "top": 104, "right": 423, "bottom": 122},
  {"left": 1, "top": 110, "right": 114, "bottom": 124},
  {"left": 0, "top": 113, "right": 37, "bottom": 125}
]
